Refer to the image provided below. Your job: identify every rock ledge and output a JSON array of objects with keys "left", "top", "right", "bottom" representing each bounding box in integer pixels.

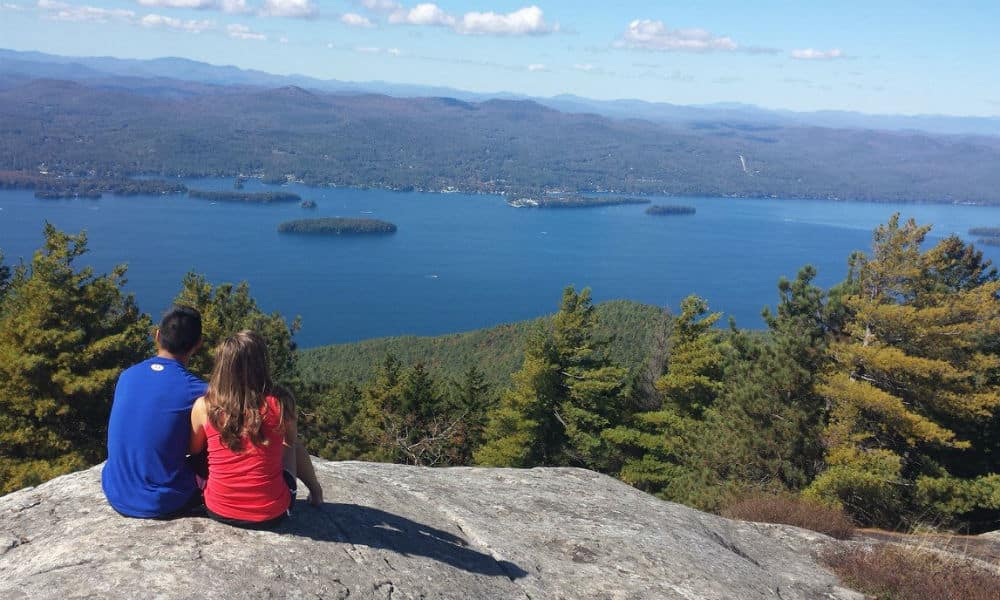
[{"left": 1, "top": 460, "right": 863, "bottom": 599}]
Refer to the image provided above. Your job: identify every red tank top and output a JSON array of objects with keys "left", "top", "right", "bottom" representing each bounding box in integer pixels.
[{"left": 203, "top": 395, "right": 288, "bottom": 522}]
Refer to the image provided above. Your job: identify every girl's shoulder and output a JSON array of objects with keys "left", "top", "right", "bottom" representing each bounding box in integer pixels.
[{"left": 191, "top": 396, "right": 210, "bottom": 427}]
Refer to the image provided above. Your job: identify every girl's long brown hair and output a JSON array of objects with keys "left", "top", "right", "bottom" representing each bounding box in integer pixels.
[{"left": 206, "top": 330, "right": 294, "bottom": 452}]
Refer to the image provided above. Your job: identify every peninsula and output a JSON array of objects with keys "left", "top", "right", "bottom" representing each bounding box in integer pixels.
[
  {"left": 507, "top": 195, "right": 650, "bottom": 208},
  {"left": 0, "top": 171, "right": 186, "bottom": 199}
]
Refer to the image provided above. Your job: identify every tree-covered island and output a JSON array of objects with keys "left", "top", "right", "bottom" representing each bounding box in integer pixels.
[
  {"left": 646, "top": 204, "right": 697, "bottom": 215},
  {"left": 188, "top": 189, "right": 301, "bottom": 203},
  {"left": 278, "top": 217, "right": 397, "bottom": 235},
  {"left": 0, "top": 171, "right": 187, "bottom": 199},
  {"left": 968, "top": 228, "right": 1000, "bottom": 246},
  {"left": 507, "top": 195, "right": 651, "bottom": 208},
  {"left": 969, "top": 227, "right": 1000, "bottom": 236}
]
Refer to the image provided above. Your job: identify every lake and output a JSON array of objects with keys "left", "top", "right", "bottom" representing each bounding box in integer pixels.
[{"left": 2, "top": 178, "right": 999, "bottom": 348}]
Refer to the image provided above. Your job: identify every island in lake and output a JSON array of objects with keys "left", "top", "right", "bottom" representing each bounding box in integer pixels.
[
  {"left": 278, "top": 217, "right": 397, "bottom": 235},
  {"left": 969, "top": 227, "right": 1000, "bottom": 236},
  {"left": 646, "top": 204, "right": 697, "bottom": 216},
  {"left": 300, "top": 200, "right": 317, "bottom": 209},
  {"left": 507, "top": 195, "right": 650, "bottom": 208},
  {"left": 968, "top": 227, "right": 1000, "bottom": 247},
  {"left": 0, "top": 171, "right": 187, "bottom": 199},
  {"left": 188, "top": 189, "right": 301, "bottom": 203}
]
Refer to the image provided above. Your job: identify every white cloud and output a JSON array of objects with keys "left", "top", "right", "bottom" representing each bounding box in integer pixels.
[
  {"left": 359, "top": 0, "right": 400, "bottom": 13},
  {"left": 617, "top": 19, "right": 737, "bottom": 52},
  {"left": 260, "top": 0, "right": 316, "bottom": 18},
  {"left": 137, "top": 0, "right": 211, "bottom": 8},
  {"left": 279, "top": 35, "right": 288, "bottom": 43},
  {"left": 389, "top": 3, "right": 452, "bottom": 26},
  {"left": 527, "top": 63, "right": 546, "bottom": 72},
  {"left": 383, "top": 3, "right": 555, "bottom": 36},
  {"left": 1, "top": 3, "right": 24, "bottom": 10},
  {"left": 39, "top": 0, "right": 136, "bottom": 23},
  {"left": 38, "top": 0, "right": 219, "bottom": 33},
  {"left": 134, "top": 0, "right": 248, "bottom": 13},
  {"left": 573, "top": 63, "right": 595, "bottom": 72},
  {"left": 456, "top": 6, "right": 554, "bottom": 36},
  {"left": 790, "top": 48, "right": 845, "bottom": 60},
  {"left": 220, "top": 0, "right": 246, "bottom": 12},
  {"left": 227, "top": 22, "right": 266, "bottom": 40},
  {"left": 140, "top": 12, "right": 212, "bottom": 32},
  {"left": 340, "top": 12, "right": 372, "bottom": 27},
  {"left": 387, "top": 47, "right": 401, "bottom": 56}
]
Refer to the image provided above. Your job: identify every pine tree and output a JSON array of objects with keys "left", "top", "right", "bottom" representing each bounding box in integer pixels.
[
  {"left": 449, "top": 364, "right": 494, "bottom": 462},
  {"left": 351, "top": 356, "right": 463, "bottom": 465},
  {"left": 0, "top": 224, "right": 152, "bottom": 493},
  {"left": 679, "top": 267, "right": 830, "bottom": 509},
  {"left": 297, "top": 380, "right": 364, "bottom": 461},
  {"left": 553, "top": 287, "right": 628, "bottom": 469},
  {"left": 603, "top": 295, "right": 726, "bottom": 500},
  {"left": 806, "top": 215, "right": 1000, "bottom": 527},
  {"left": 354, "top": 354, "right": 405, "bottom": 462},
  {"left": 475, "top": 287, "right": 627, "bottom": 469},
  {"left": 474, "top": 327, "right": 561, "bottom": 467},
  {"left": 400, "top": 362, "right": 437, "bottom": 421},
  {"left": 656, "top": 296, "right": 725, "bottom": 417},
  {"left": 0, "top": 250, "right": 10, "bottom": 301},
  {"left": 173, "top": 272, "right": 300, "bottom": 382}
]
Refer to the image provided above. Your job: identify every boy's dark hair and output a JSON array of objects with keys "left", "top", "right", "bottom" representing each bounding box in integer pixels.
[{"left": 158, "top": 305, "right": 202, "bottom": 355}]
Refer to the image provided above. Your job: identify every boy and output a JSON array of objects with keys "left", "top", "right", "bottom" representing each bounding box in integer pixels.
[{"left": 102, "top": 305, "right": 206, "bottom": 518}]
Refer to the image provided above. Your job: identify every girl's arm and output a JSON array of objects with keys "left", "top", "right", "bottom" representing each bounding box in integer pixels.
[
  {"left": 189, "top": 396, "right": 208, "bottom": 455},
  {"left": 282, "top": 405, "right": 323, "bottom": 506},
  {"left": 282, "top": 411, "right": 298, "bottom": 478}
]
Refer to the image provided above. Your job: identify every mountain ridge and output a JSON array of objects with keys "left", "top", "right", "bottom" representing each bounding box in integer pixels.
[{"left": 2, "top": 47, "right": 998, "bottom": 137}]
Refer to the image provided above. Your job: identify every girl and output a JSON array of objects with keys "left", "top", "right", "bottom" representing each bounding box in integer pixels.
[{"left": 189, "top": 330, "right": 323, "bottom": 528}]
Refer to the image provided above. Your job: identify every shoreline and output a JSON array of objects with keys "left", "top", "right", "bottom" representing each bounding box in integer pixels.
[{"left": 3, "top": 170, "right": 996, "bottom": 207}]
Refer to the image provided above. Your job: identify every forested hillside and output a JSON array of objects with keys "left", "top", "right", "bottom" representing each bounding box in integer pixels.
[
  {"left": 298, "top": 300, "right": 667, "bottom": 390},
  {"left": 2, "top": 79, "right": 1000, "bottom": 202},
  {"left": 2, "top": 217, "right": 998, "bottom": 534}
]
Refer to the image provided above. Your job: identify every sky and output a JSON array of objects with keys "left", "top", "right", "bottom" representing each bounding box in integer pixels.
[{"left": 1, "top": 0, "right": 998, "bottom": 116}]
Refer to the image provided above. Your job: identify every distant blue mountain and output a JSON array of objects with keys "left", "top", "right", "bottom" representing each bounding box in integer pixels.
[{"left": 1, "top": 48, "right": 998, "bottom": 137}]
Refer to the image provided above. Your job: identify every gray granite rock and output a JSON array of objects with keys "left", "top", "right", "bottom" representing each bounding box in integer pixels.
[{"left": 0, "top": 460, "right": 863, "bottom": 600}]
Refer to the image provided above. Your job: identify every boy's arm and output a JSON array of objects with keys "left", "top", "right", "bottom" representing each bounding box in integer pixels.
[{"left": 189, "top": 396, "right": 208, "bottom": 455}]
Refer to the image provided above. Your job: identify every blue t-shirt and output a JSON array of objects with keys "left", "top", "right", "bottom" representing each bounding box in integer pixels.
[{"left": 102, "top": 356, "right": 207, "bottom": 518}]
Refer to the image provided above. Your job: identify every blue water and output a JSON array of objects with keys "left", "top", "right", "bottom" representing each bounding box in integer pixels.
[{"left": 2, "top": 178, "right": 999, "bottom": 348}]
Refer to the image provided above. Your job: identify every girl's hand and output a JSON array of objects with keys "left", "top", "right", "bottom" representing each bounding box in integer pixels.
[{"left": 307, "top": 483, "right": 323, "bottom": 507}]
